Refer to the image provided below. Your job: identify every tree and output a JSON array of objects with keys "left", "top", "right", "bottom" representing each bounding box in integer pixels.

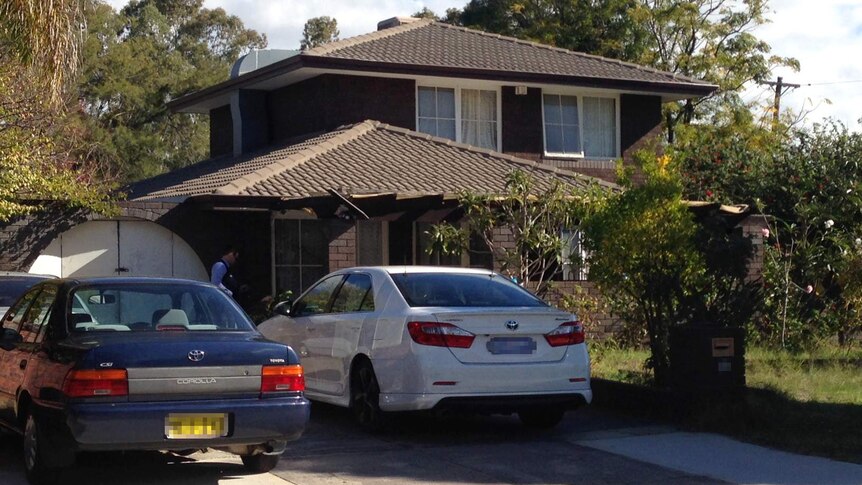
[
  {"left": 301, "top": 16, "right": 339, "bottom": 50},
  {"left": 632, "top": 0, "right": 798, "bottom": 141},
  {"left": 427, "top": 170, "right": 605, "bottom": 297},
  {"left": 0, "top": 0, "right": 115, "bottom": 220},
  {"left": 412, "top": 7, "right": 463, "bottom": 23},
  {"left": 77, "top": 0, "right": 267, "bottom": 182},
  {"left": 581, "top": 153, "right": 705, "bottom": 385},
  {"left": 453, "top": 0, "right": 650, "bottom": 61},
  {"left": 0, "top": 0, "right": 83, "bottom": 105},
  {"left": 412, "top": 7, "right": 439, "bottom": 19}
]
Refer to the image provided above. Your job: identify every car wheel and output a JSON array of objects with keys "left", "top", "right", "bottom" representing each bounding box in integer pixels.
[
  {"left": 351, "top": 361, "right": 385, "bottom": 432},
  {"left": 240, "top": 453, "right": 280, "bottom": 473},
  {"left": 23, "top": 413, "right": 58, "bottom": 485},
  {"left": 518, "top": 407, "right": 565, "bottom": 429}
]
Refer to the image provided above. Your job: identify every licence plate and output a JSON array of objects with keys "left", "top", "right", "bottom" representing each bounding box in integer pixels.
[
  {"left": 165, "top": 413, "right": 228, "bottom": 439},
  {"left": 486, "top": 337, "right": 537, "bottom": 355}
]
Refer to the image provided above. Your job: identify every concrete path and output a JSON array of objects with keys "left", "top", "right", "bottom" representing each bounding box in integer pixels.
[{"left": 572, "top": 425, "right": 862, "bottom": 485}]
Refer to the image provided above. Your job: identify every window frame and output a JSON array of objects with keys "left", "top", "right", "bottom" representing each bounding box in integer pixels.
[
  {"left": 271, "top": 213, "right": 330, "bottom": 297},
  {"left": 416, "top": 82, "right": 502, "bottom": 152},
  {"left": 541, "top": 91, "right": 620, "bottom": 160},
  {"left": 560, "top": 228, "right": 589, "bottom": 282}
]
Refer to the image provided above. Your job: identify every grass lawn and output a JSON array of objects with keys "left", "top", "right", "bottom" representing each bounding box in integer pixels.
[{"left": 590, "top": 343, "right": 862, "bottom": 463}]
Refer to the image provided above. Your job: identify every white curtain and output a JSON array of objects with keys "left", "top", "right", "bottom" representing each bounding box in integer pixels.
[
  {"left": 583, "top": 97, "right": 616, "bottom": 158},
  {"left": 461, "top": 89, "right": 497, "bottom": 150}
]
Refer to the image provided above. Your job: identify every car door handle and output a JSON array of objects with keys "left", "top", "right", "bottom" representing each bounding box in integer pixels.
[
  {"left": 19, "top": 360, "right": 27, "bottom": 370},
  {"left": 306, "top": 327, "right": 315, "bottom": 331}
]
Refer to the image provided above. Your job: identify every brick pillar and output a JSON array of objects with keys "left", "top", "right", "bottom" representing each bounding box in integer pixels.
[
  {"left": 739, "top": 214, "right": 769, "bottom": 283},
  {"left": 328, "top": 223, "right": 357, "bottom": 271}
]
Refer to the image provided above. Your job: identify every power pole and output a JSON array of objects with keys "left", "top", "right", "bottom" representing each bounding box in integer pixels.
[{"left": 761, "top": 76, "right": 801, "bottom": 125}]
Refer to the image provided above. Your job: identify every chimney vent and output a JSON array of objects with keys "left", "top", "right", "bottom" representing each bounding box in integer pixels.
[{"left": 377, "top": 17, "right": 422, "bottom": 31}]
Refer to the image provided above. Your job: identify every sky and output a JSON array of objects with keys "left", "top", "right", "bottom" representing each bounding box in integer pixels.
[{"left": 106, "top": 0, "right": 862, "bottom": 132}]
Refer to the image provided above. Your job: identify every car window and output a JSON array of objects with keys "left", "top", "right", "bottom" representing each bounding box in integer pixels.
[
  {"left": 69, "top": 283, "right": 254, "bottom": 332},
  {"left": 20, "top": 286, "right": 56, "bottom": 343},
  {"left": 293, "top": 275, "right": 344, "bottom": 316},
  {"left": 2, "top": 287, "right": 41, "bottom": 332},
  {"left": 330, "top": 274, "right": 374, "bottom": 313},
  {"left": 391, "top": 273, "right": 547, "bottom": 307}
]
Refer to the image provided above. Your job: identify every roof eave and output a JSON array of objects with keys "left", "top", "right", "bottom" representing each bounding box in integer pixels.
[
  {"left": 169, "top": 55, "right": 717, "bottom": 114},
  {"left": 301, "top": 57, "right": 718, "bottom": 97},
  {"left": 167, "top": 54, "right": 305, "bottom": 113}
]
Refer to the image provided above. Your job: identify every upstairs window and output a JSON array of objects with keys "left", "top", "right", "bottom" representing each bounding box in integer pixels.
[
  {"left": 543, "top": 94, "right": 617, "bottom": 158},
  {"left": 417, "top": 86, "right": 499, "bottom": 151},
  {"left": 418, "top": 87, "right": 456, "bottom": 140}
]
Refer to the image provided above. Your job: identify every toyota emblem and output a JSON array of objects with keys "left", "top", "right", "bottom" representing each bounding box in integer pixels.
[
  {"left": 188, "top": 350, "right": 206, "bottom": 362},
  {"left": 505, "top": 320, "right": 519, "bottom": 331}
]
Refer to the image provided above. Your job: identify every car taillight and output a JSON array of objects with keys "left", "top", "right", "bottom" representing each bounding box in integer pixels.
[
  {"left": 63, "top": 369, "right": 129, "bottom": 398},
  {"left": 407, "top": 322, "right": 475, "bottom": 348},
  {"left": 261, "top": 365, "right": 305, "bottom": 393},
  {"left": 544, "top": 321, "right": 585, "bottom": 347}
]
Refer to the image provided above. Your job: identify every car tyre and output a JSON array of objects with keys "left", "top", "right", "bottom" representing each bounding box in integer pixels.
[
  {"left": 518, "top": 407, "right": 565, "bottom": 429},
  {"left": 23, "top": 413, "right": 58, "bottom": 485},
  {"left": 351, "top": 361, "right": 385, "bottom": 432},
  {"left": 240, "top": 453, "right": 280, "bottom": 473}
]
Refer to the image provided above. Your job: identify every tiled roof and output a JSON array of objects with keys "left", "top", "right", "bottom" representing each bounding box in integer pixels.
[
  {"left": 169, "top": 19, "right": 714, "bottom": 112},
  {"left": 128, "top": 121, "right": 614, "bottom": 202},
  {"left": 305, "top": 20, "right": 707, "bottom": 87}
]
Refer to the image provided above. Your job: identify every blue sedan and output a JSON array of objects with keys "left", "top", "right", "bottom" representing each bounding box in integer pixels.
[{"left": 0, "top": 278, "right": 310, "bottom": 483}]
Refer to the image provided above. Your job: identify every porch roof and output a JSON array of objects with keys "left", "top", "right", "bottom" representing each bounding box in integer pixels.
[{"left": 126, "top": 120, "right": 616, "bottom": 203}]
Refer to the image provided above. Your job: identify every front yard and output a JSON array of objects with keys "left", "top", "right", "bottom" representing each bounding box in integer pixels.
[{"left": 590, "top": 343, "right": 862, "bottom": 463}]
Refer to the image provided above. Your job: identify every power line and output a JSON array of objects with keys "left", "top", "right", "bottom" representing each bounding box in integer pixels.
[{"left": 803, "top": 79, "right": 862, "bottom": 86}]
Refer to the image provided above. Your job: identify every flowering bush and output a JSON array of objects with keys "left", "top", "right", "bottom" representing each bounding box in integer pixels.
[{"left": 678, "top": 120, "right": 862, "bottom": 349}]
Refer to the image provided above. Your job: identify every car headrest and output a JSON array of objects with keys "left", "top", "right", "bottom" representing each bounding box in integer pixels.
[
  {"left": 156, "top": 309, "right": 189, "bottom": 326},
  {"left": 70, "top": 313, "right": 93, "bottom": 325}
]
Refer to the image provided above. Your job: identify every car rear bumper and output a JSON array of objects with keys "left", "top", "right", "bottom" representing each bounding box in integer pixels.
[
  {"left": 63, "top": 395, "right": 310, "bottom": 451},
  {"left": 380, "top": 389, "right": 592, "bottom": 412}
]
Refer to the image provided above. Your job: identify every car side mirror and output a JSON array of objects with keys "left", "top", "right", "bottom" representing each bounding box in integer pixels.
[
  {"left": 272, "top": 300, "right": 293, "bottom": 317},
  {"left": 0, "top": 327, "right": 22, "bottom": 351}
]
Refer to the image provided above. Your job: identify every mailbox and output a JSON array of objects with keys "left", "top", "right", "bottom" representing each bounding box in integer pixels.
[{"left": 669, "top": 325, "right": 745, "bottom": 391}]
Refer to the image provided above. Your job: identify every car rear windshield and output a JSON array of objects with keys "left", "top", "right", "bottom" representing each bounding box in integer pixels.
[
  {"left": 391, "top": 273, "right": 547, "bottom": 308},
  {"left": 0, "top": 278, "right": 46, "bottom": 306},
  {"left": 69, "top": 283, "right": 255, "bottom": 332}
]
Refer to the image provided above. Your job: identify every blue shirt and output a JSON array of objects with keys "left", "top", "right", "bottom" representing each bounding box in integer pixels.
[{"left": 211, "top": 259, "right": 232, "bottom": 296}]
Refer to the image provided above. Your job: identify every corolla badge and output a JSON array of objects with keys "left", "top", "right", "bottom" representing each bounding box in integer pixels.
[
  {"left": 188, "top": 350, "right": 206, "bottom": 362},
  {"left": 505, "top": 320, "right": 519, "bottom": 331}
]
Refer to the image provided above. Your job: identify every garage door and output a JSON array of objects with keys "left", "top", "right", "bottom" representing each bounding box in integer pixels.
[{"left": 28, "top": 220, "right": 207, "bottom": 280}]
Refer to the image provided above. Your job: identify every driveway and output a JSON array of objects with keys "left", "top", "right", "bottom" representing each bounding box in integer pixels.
[{"left": 0, "top": 405, "right": 719, "bottom": 485}]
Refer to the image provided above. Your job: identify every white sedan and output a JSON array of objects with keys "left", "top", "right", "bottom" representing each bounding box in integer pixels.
[{"left": 258, "top": 266, "right": 591, "bottom": 430}]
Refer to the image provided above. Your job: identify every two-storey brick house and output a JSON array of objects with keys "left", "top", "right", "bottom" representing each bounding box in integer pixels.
[{"left": 4, "top": 17, "right": 753, "bottom": 323}]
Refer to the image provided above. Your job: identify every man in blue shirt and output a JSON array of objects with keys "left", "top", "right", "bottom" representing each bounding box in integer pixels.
[{"left": 211, "top": 245, "right": 239, "bottom": 297}]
